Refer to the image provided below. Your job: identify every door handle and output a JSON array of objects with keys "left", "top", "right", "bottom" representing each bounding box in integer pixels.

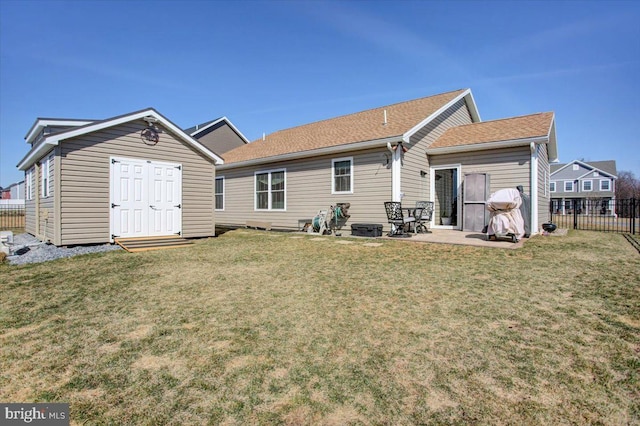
[{"left": 150, "top": 205, "right": 157, "bottom": 210}]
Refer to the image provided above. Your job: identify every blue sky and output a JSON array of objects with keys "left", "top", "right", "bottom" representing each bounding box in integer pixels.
[{"left": 1, "top": 0, "right": 639, "bottom": 187}]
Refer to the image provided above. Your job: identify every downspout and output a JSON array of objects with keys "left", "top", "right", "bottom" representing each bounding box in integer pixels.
[{"left": 530, "top": 142, "right": 539, "bottom": 234}]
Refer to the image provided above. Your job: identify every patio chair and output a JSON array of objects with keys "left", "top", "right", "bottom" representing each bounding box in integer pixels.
[
  {"left": 415, "top": 201, "right": 434, "bottom": 233},
  {"left": 384, "top": 201, "right": 415, "bottom": 237}
]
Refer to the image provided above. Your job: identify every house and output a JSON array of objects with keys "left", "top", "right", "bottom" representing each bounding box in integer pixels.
[
  {"left": 215, "top": 88, "right": 557, "bottom": 235},
  {"left": 0, "top": 181, "right": 25, "bottom": 200},
  {"left": 550, "top": 160, "right": 617, "bottom": 215},
  {"left": 185, "top": 117, "right": 249, "bottom": 155},
  {"left": 17, "top": 109, "right": 223, "bottom": 246}
]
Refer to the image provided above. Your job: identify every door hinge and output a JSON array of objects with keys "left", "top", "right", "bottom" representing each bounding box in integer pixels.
[
  {"left": 111, "top": 159, "right": 120, "bottom": 164},
  {"left": 111, "top": 203, "right": 120, "bottom": 208},
  {"left": 175, "top": 165, "right": 182, "bottom": 170},
  {"left": 175, "top": 204, "right": 181, "bottom": 209}
]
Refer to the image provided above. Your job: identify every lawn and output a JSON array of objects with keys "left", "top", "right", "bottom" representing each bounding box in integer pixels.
[{"left": 1, "top": 230, "right": 638, "bottom": 425}]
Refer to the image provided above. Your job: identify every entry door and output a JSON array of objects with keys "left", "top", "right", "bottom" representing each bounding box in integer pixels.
[{"left": 110, "top": 157, "right": 182, "bottom": 239}]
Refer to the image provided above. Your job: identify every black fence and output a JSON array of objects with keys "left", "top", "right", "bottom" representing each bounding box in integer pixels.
[
  {"left": 0, "top": 203, "right": 26, "bottom": 230},
  {"left": 549, "top": 198, "right": 639, "bottom": 234}
]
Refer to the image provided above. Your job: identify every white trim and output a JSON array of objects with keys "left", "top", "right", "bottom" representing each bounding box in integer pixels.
[
  {"left": 426, "top": 136, "right": 548, "bottom": 155},
  {"left": 429, "top": 164, "right": 462, "bottom": 230},
  {"left": 215, "top": 176, "right": 225, "bottom": 211},
  {"left": 254, "top": 168, "right": 286, "bottom": 211},
  {"left": 581, "top": 179, "right": 593, "bottom": 192},
  {"left": 600, "top": 179, "right": 611, "bottom": 191},
  {"left": 18, "top": 109, "right": 224, "bottom": 171},
  {"left": 403, "top": 89, "right": 480, "bottom": 143},
  {"left": 564, "top": 181, "right": 574, "bottom": 192},
  {"left": 331, "top": 157, "right": 354, "bottom": 194},
  {"left": 189, "top": 116, "right": 250, "bottom": 144},
  {"left": 218, "top": 136, "right": 402, "bottom": 170},
  {"left": 391, "top": 145, "right": 402, "bottom": 202}
]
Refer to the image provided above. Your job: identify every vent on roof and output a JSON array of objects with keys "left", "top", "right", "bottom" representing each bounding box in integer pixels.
[{"left": 383, "top": 109, "right": 388, "bottom": 126}]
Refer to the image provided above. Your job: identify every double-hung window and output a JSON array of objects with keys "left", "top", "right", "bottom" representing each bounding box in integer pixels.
[
  {"left": 41, "top": 155, "right": 51, "bottom": 198},
  {"left": 564, "top": 181, "right": 574, "bottom": 192},
  {"left": 549, "top": 181, "right": 556, "bottom": 193},
  {"left": 332, "top": 157, "right": 353, "bottom": 194},
  {"left": 255, "top": 169, "right": 286, "bottom": 210},
  {"left": 582, "top": 180, "right": 592, "bottom": 191},
  {"left": 26, "top": 168, "right": 34, "bottom": 200},
  {"left": 215, "top": 177, "right": 224, "bottom": 210},
  {"left": 600, "top": 180, "right": 611, "bottom": 191}
]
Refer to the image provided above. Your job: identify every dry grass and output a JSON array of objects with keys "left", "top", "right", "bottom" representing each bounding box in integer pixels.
[{"left": 1, "top": 230, "right": 638, "bottom": 425}]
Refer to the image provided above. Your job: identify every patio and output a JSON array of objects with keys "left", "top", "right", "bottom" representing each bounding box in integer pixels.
[{"left": 381, "top": 228, "right": 528, "bottom": 249}]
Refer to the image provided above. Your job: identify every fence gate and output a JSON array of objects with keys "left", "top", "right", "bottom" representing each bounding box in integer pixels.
[{"left": 549, "top": 198, "right": 639, "bottom": 234}]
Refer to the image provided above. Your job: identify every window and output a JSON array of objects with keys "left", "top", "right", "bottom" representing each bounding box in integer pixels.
[
  {"left": 593, "top": 171, "right": 599, "bottom": 177},
  {"left": 600, "top": 180, "right": 611, "bottom": 191},
  {"left": 550, "top": 181, "right": 556, "bottom": 193},
  {"left": 564, "top": 181, "right": 574, "bottom": 192},
  {"left": 41, "top": 155, "right": 51, "bottom": 198},
  {"left": 255, "top": 169, "right": 285, "bottom": 210},
  {"left": 332, "top": 157, "right": 353, "bottom": 194},
  {"left": 572, "top": 164, "right": 579, "bottom": 171},
  {"left": 215, "top": 177, "right": 224, "bottom": 210},
  {"left": 26, "top": 168, "right": 33, "bottom": 200},
  {"left": 582, "top": 180, "right": 592, "bottom": 191}
]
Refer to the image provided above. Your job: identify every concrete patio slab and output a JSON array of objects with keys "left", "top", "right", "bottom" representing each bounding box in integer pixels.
[{"left": 382, "top": 229, "right": 527, "bottom": 249}]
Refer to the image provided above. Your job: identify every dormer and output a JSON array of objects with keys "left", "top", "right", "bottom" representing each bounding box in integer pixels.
[{"left": 25, "top": 118, "right": 95, "bottom": 146}]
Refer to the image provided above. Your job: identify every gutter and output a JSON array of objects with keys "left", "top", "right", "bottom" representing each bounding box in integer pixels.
[{"left": 218, "top": 135, "right": 402, "bottom": 170}]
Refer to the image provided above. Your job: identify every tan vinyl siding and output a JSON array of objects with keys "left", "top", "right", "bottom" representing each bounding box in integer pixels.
[
  {"left": 537, "top": 143, "right": 550, "bottom": 231},
  {"left": 217, "top": 148, "right": 392, "bottom": 231},
  {"left": 59, "top": 119, "right": 214, "bottom": 245},
  {"left": 402, "top": 99, "right": 473, "bottom": 205},
  {"left": 429, "top": 146, "right": 531, "bottom": 195}
]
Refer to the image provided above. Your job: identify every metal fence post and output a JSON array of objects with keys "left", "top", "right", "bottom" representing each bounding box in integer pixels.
[{"left": 573, "top": 199, "right": 578, "bottom": 229}]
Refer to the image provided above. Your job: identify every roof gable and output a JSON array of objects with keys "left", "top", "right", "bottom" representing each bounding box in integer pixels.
[
  {"left": 221, "top": 89, "right": 473, "bottom": 166},
  {"left": 551, "top": 159, "right": 617, "bottom": 179},
  {"left": 187, "top": 116, "right": 250, "bottom": 144},
  {"left": 18, "top": 108, "right": 224, "bottom": 170}
]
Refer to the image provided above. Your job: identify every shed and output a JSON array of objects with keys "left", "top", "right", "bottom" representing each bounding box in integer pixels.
[{"left": 17, "top": 108, "right": 224, "bottom": 246}]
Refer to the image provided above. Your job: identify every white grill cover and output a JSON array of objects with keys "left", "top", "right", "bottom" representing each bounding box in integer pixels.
[{"left": 486, "top": 188, "right": 525, "bottom": 239}]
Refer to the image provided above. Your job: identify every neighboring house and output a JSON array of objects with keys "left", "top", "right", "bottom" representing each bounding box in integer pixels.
[
  {"left": 17, "top": 109, "right": 223, "bottom": 246},
  {"left": 550, "top": 160, "right": 617, "bottom": 215},
  {"left": 215, "top": 88, "right": 557, "bottom": 235},
  {"left": 185, "top": 117, "right": 249, "bottom": 155},
  {"left": 0, "top": 181, "right": 26, "bottom": 200}
]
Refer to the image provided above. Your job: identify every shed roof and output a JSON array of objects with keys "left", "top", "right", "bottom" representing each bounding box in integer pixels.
[{"left": 222, "top": 89, "right": 471, "bottom": 165}]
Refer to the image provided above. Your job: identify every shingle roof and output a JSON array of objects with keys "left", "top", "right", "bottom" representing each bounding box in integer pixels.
[
  {"left": 184, "top": 118, "right": 222, "bottom": 135},
  {"left": 429, "top": 112, "right": 554, "bottom": 149},
  {"left": 222, "top": 89, "right": 468, "bottom": 164}
]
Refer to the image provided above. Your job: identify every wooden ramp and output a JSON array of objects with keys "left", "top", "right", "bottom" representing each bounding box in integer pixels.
[{"left": 115, "top": 235, "right": 194, "bottom": 253}]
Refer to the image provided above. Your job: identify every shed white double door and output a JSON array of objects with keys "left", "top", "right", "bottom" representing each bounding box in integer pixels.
[{"left": 110, "top": 157, "right": 182, "bottom": 239}]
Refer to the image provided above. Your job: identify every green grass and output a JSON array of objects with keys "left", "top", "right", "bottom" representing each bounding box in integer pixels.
[{"left": 1, "top": 230, "right": 639, "bottom": 425}]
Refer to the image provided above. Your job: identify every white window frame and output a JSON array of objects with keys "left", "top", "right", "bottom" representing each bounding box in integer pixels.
[
  {"left": 26, "top": 168, "right": 34, "bottom": 200},
  {"left": 331, "top": 157, "right": 354, "bottom": 194},
  {"left": 41, "top": 155, "right": 51, "bottom": 198},
  {"left": 582, "top": 180, "right": 592, "bottom": 192},
  {"left": 564, "top": 181, "right": 574, "bottom": 192},
  {"left": 600, "top": 179, "right": 611, "bottom": 191},
  {"left": 572, "top": 164, "right": 579, "bottom": 171},
  {"left": 254, "top": 168, "right": 286, "bottom": 211},
  {"left": 215, "top": 176, "right": 225, "bottom": 211},
  {"left": 550, "top": 181, "right": 556, "bottom": 193}
]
